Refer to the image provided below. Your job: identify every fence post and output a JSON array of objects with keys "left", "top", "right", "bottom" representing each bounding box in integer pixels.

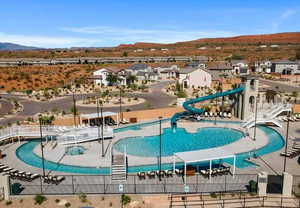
[
  {"left": 163, "top": 177, "right": 166, "bottom": 193},
  {"left": 134, "top": 175, "right": 136, "bottom": 194},
  {"left": 224, "top": 175, "right": 227, "bottom": 192},
  {"left": 103, "top": 175, "right": 106, "bottom": 194},
  {"left": 72, "top": 176, "right": 75, "bottom": 194},
  {"left": 40, "top": 176, "right": 43, "bottom": 194},
  {"left": 196, "top": 174, "right": 198, "bottom": 193}
]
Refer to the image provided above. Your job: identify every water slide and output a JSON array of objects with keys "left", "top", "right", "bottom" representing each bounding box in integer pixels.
[{"left": 171, "top": 87, "right": 245, "bottom": 129}]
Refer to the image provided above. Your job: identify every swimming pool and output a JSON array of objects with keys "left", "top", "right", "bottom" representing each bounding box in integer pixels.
[
  {"left": 15, "top": 121, "right": 285, "bottom": 174},
  {"left": 114, "top": 127, "right": 244, "bottom": 157}
]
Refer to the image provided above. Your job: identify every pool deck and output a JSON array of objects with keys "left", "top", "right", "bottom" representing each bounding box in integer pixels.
[
  {"left": 1, "top": 119, "right": 300, "bottom": 176},
  {"left": 30, "top": 120, "right": 268, "bottom": 168}
]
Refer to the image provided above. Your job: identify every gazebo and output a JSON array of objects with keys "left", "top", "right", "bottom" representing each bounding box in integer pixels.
[{"left": 173, "top": 148, "right": 236, "bottom": 183}]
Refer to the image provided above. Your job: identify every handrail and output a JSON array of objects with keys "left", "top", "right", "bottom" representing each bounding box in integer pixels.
[{"left": 169, "top": 194, "right": 300, "bottom": 208}]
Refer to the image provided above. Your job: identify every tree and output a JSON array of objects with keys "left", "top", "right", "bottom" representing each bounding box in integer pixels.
[
  {"left": 265, "top": 90, "right": 277, "bottom": 103},
  {"left": 296, "top": 48, "right": 300, "bottom": 60},
  {"left": 127, "top": 75, "right": 137, "bottom": 85},
  {"left": 39, "top": 115, "right": 55, "bottom": 125},
  {"left": 122, "top": 51, "right": 128, "bottom": 57},
  {"left": 70, "top": 106, "right": 78, "bottom": 115},
  {"left": 292, "top": 91, "right": 298, "bottom": 104},
  {"left": 106, "top": 73, "right": 119, "bottom": 86}
]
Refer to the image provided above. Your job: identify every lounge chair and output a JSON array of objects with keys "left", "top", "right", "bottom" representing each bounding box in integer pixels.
[
  {"left": 227, "top": 113, "right": 232, "bottom": 118},
  {"left": 156, "top": 170, "right": 165, "bottom": 177},
  {"left": 204, "top": 112, "right": 208, "bottom": 117},
  {"left": 223, "top": 112, "right": 228, "bottom": 118},
  {"left": 166, "top": 170, "right": 173, "bottom": 177},
  {"left": 29, "top": 173, "right": 40, "bottom": 181},
  {"left": 3, "top": 167, "right": 13, "bottom": 173},
  {"left": 137, "top": 172, "right": 146, "bottom": 179},
  {"left": 209, "top": 112, "right": 213, "bottom": 117},
  {"left": 53, "top": 176, "right": 65, "bottom": 184},
  {"left": 147, "top": 171, "right": 155, "bottom": 178}
]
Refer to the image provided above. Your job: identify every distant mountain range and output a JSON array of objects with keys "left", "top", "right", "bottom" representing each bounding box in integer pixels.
[
  {"left": 117, "top": 32, "right": 300, "bottom": 48},
  {"left": 0, "top": 42, "right": 40, "bottom": 51},
  {"left": 1, "top": 32, "right": 299, "bottom": 51}
]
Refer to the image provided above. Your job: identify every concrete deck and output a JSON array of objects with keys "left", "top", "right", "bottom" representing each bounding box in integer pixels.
[{"left": 1, "top": 119, "right": 300, "bottom": 176}]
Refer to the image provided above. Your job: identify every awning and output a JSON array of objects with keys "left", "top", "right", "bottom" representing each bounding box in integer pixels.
[{"left": 81, "top": 112, "right": 117, "bottom": 119}]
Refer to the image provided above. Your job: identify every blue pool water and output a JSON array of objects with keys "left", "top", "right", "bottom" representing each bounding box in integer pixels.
[
  {"left": 15, "top": 121, "right": 285, "bottom": 174},
  {"left": 114, "top": 127, "right": 244, "bottom": 157}
]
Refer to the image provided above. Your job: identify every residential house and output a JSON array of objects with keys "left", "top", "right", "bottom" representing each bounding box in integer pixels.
[
  {"left": 271, "top": 60, "right": 299, "bottom": 74},
  {"left": 92, "top": 67, "right": 126, "bottom": 86},
  {"left": 155, "top": 65, "right": 179, "bottom": 80},
  {"left": 179, "top": 67, "right": 212, "bottom": 88},
  {"left": 231, "top": 60, "right": 249, "bottom": 75},
  {"left": 135, "top": 71, "right": 158, "bottom": 81},
  {"left": 126, "top": 63, "right": 152, "bottom": 75},
  {"left": 185, "top": 61, "right": 206, "bottom": 69},
  {"left": 254, "top": 61, "right": 272, "bottom": 73},
  {"left": 207, "top": 62, "right": 233, "bottom": 76}
]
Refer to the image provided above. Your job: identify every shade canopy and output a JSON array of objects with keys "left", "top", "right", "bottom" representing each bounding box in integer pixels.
[
  {"left": 81, "top": 112, "right": 117, "bottom": 119},
  {"left": 174, "top": 148, "right": 235, "bottom": 163}
]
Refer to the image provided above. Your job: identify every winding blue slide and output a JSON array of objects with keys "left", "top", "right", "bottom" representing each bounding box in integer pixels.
[{"left": 171, "top": 87, "right": 245, "bottom": 129}]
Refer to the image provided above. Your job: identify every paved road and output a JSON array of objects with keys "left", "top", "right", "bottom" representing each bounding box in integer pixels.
[
  {"left": 0, "top": 80, "right": 176, "bottom": 125},
  {"left": 259, "top": 78, "right": 300, "bottom": 92},
  {"left": 0, "top": 99, "right": 13, "bottom": 116}
]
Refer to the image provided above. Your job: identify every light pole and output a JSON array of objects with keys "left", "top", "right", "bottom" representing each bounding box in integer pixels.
[
  {"left": 214, "top": 97, "right": 217, "bottom": 125},
  {"left": 158, "top": 116, "right": 163, "bottom": 181},
  {"left": 253, "top": 95, "right": 259, "bottom": 141},
  {"left": 96, "top": 97, "right": 101, "bottom": 140},
  {"left": 38, "top": 115, "right": 45, "bottom": 177},
  {"left": 72, "top": 87, "right": 77, "bottom": 128},
  {"left": 119, "top": 86, "right": 123, "bottom": 123},
  {"left": 100, "top": 100, "right": 104, "bottom": 157},
  {"left": 283, "top": 111, "right": 290, "bottom": 173}
]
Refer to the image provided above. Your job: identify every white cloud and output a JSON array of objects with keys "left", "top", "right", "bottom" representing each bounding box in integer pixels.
[
  {"left": 0, "top": 26, "right": 237, "bottom": 48},
  {"left": 61, "top": 26, "right": 237, "bottom": 44},
  {"left": 271, "top": 9, "right": 297, "bottom": 32},
  {"left": 0, "top": 32, "right": 102, "bottom": 48},
  {"left": 280, "top": 9, "right": 297, "bottom": 19}
]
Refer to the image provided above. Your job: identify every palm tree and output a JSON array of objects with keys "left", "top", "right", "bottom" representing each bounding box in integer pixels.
[
  {"left": 292, "top": 91, "right": 298, "bottom": 104},
  {"left": 265, "top": 90, "right": 277, "bottom": 103}
]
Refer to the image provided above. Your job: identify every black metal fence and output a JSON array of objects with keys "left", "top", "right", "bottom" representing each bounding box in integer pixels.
[
  {"left": 293, "top": 175, "right": 300, "bottom": 195},
  {"left": 9, "top": 174, "right": 257, "bottom": 195}
]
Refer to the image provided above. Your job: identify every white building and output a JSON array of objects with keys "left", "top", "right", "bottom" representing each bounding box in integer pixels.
[
  {"left": 179, "top": 68, "right": 212, "bottom": 88},
  {"left": 92, "top": 68, "right": 110, "bottom": 86},
  {"left": 92, "top": 67, "right": 126, "bottom": 86},
  {"left": 255, "top": 61, "right": 272, "bottom": 73},
  {"left": 231, "top": 60, "right": 249, "bottom": 75},
  {"left": 271, "top": 60, "right": 299, "bottom": 74},
  {"left": 155, "top": 65, "right": 179, "bottom": 79}
]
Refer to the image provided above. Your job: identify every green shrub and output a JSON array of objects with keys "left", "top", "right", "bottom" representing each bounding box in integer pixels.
[
  {"left": 121, "top": 194, "right": 131, "bottom": 205},
  {"left": 5, "top": 200, "right": 12, "bottom": 205},
  {"left": 34, "top": 194, "right": 47, "bottom": 205},
  {"left": 210, "top": 192, "right": 217, "bottom": 198},
  {"left": 249, "top": 180, "right": 257, "bottom": 193},
  {"left": 55, "top": 199, "right": 60, "bottom": 203},
  {"left": 65, "top": 202, "right": 71, "bottom": 207},
  {"left": 78, "top": 193, "right": 87, "bottom": 203}
]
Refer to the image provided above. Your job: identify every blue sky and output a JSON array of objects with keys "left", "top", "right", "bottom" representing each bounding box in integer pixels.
[{"left": 0, "top": 0, "right": 299, "bottom": 48}]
